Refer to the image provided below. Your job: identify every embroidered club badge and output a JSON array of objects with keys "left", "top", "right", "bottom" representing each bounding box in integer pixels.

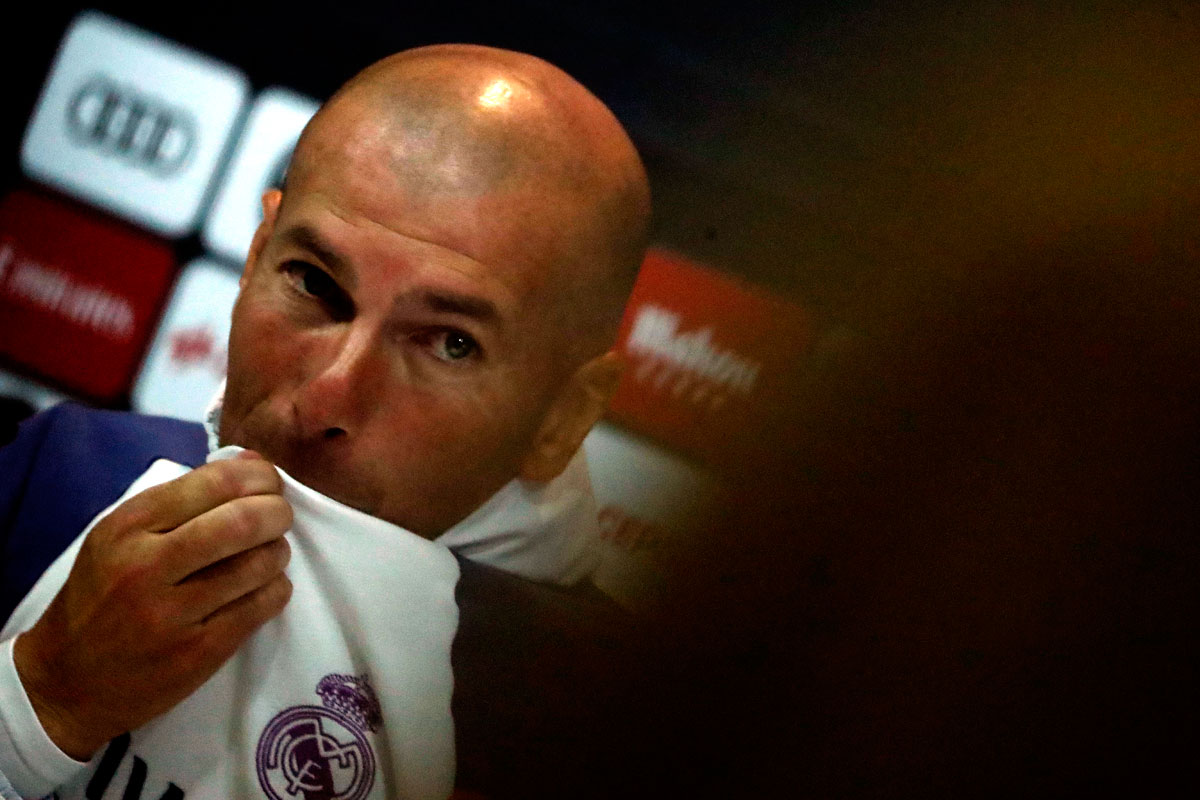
[{"left": 256, "top": 674, "right": 382, "bottom": 800}]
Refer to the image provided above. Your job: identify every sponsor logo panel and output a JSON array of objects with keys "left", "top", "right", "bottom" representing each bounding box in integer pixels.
[
  {"left": 0, "top": 368, "right": 72, "bottom": 411},
  {"left": 203, "top": 87, "right": 319, "bottom": 265},
  {"left": 0, "top": 190, "right": 175, "bottom": 401},
  {"left": 21, "top": 11, "right": 249, "bottom": 237},
  {"left": 583, "top": 421, "right": 722, "bottom": 608},
  {"left": 133, "top": 258, "right": 240, "bottom": 422},
  {"left": 609, "top": 248, "right": 811, "bottom": 465}
]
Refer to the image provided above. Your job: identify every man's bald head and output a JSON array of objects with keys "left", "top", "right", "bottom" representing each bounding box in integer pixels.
[
  {"left": 228, "top": 45, "right": 649, "bottom": 528},
  {"left": 286, "top": 44, "right": 651, "bottom": 364}
]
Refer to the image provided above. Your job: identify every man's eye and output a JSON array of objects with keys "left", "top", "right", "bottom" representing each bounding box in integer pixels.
[
  {"left": 283, "top": 262, "right": 352, "bottom": 319},
  {"left": 286, "top": 262, "right": 336, "bottom": 298},
  {"left": 427, "top": 330, "right": 480, "bottom": 363}
]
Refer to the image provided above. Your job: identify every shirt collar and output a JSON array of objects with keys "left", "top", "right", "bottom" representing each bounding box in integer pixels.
[{"left": 201, "top": 382, "right": 598, "bottom": 585}]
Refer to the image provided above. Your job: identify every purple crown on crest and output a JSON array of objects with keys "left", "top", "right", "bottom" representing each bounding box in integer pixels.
[{"left": 316, "top": 673, "right": 383, "bottom": 733}]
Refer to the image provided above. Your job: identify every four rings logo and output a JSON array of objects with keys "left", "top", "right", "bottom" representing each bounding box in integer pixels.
[{"left": 66, "top": 75, "right": 196, "bottom": 174}]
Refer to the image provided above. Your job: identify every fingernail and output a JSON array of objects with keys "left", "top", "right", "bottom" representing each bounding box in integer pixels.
[{"left": 236, "top": 449, "right": 264, "bottom": 460}]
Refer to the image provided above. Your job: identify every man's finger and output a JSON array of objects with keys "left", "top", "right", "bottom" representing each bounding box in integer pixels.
[
  {"left": 173, "top": 537, "right": 292, "bottom": 623},
  {"left": 197, "top": 573, "right": 294, "bottom": 664},
  {"left": 156, "top": 494, "right": 293, "bottom": 584},
  {"left": 116, "top": 457, "right": 284, "bottom": 534}
]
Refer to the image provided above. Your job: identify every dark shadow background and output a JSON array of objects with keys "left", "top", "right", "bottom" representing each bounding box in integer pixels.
[{"left": 3, "top": 1, "right": 1198, "bottom": 796}]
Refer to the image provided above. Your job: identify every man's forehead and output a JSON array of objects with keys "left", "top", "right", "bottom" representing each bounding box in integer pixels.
[
  {"left": 275, "top": 184, "right": 560, "bottom": 322},
  {"left": 307, "top": 86, "right": 561, "bottom": 198},
  {"left": 286, "top": 110, "right": 579, "bottom": 288},
  {"left": 295, "top": 166, "right": 564, "bottom": 274}
]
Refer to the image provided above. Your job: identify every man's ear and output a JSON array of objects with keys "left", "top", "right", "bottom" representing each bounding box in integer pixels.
[
  {"left": 519, "top": 350, "right": 623, "bottom": 482},
  {"left": 241, "top": 189, "right": 283, "bottom": 289}
]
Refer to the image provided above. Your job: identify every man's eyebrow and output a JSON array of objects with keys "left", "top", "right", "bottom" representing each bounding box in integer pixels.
[
  {"left": 283, "top": 224, "right": 356, "bottom": 288},
  {"left": 282, "top": 224, "right": 498, "bottom": 324},
  {"left": 416, "top": 290, "right": 499, "bottom": 324}
]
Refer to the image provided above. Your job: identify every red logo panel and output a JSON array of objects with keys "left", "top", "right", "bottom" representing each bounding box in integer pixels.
[
  {"left": 608, "top": 249, "right": 811, "bottom": 466},
  {"left": 0, "top": 190, "right": 175, "bottom": 401}
]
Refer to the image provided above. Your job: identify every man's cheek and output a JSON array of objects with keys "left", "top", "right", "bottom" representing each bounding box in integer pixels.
[{"left": 393, "top": 389, "right": 506, "bottom": 454}]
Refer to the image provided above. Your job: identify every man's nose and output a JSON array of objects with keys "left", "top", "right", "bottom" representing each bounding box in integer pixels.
[{"left": 294, "top": 323, "right": 386, "bottom": 440}]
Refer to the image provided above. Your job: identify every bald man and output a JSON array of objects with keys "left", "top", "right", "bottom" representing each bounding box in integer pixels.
[{"left": 0, "top": 45, "right": 656, "bottom": 799}]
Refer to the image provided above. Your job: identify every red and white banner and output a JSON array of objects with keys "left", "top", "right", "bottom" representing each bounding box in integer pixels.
[
  {"left": 0, "top": 190, "right": 175, "bottom": 401},
  {"left": 583, "top": 251, "right": 812, "bottom": 606},
  {"left": 608, "top": 248, "right": 811, "bottom": 467},
  {"left": 133, "top": 258, "right": 241, "bottom": 421},
  {"left": 583, "top": 421, "right": 723, "bottom": 609}
]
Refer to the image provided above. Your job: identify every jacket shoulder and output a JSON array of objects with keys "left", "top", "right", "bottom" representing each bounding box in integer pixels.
[
  {"left": 451, "top": 557, "right": 660, "bottom": 798},
  {"left": 0, "top": 404, "right": 207, "bottom": 625},
  {"left": 31, "top": 403, "right": 208, "bottom": 465}
]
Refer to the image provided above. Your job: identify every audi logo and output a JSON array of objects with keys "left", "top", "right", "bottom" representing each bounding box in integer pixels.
[{"left": 66, "top": 75, "right": 197, "bottom": 175}]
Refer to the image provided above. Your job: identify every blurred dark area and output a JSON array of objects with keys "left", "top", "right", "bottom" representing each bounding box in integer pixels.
[
  {"left": 0, "top": 396, "right": 36, "bottom": 447},
  {"left": 3, "top": 0, "right": 1199, "bottom": 796}
]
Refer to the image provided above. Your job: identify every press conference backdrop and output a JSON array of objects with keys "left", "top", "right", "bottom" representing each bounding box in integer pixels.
[
  {"left": 0, "top": 10, "right": 810, "bottom": 609},
  {"left": 5, "top": 5, "right": 1200, "bottom": 796}
]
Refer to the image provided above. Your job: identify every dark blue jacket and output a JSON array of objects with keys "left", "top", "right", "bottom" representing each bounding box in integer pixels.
[{"left": 0, "top": 403, "right": 207, "bottom": 623}]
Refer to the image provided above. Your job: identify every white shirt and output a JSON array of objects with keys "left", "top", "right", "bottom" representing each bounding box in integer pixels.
[{"left": 0, "top": 404, "right": 602, "bottom": 798}]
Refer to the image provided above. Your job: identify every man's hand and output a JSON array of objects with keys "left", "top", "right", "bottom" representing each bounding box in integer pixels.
[{"left": 12, "top": 451, "right": 293, "bottom": 761}]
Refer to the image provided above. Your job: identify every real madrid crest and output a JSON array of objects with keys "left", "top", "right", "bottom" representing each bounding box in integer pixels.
[{"left": 256, "top": 674, "right": 382, "bottom": 800}]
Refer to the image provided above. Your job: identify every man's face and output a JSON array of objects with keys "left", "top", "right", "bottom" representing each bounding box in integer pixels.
[{"left": 221, "top": 100, "right": 575, "bottom": 536}]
